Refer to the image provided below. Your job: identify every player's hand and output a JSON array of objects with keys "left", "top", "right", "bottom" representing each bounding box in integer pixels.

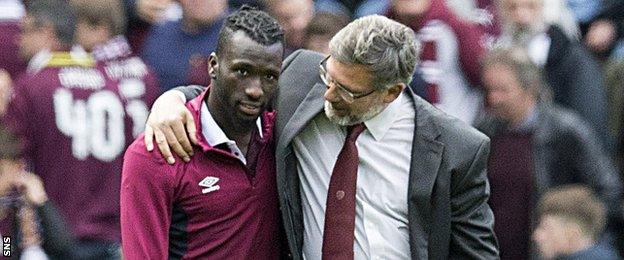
[
  {"left": 144, "top": 90, "right": 198, "bottom": 164},
  {"left": 585, "top": 20, "right": 616, "bottom": 53},
  {"left": 0, "top": 69, "right": 13, "bottom": 116},
  {"left": 136, "top": 0, "right": 170, "bottom": 24},
  {"left": 14, "top": 171, "right": 48, "bottom": 206}
]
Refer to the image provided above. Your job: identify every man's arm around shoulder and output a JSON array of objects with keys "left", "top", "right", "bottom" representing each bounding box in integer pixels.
[{"left": 121, "top": 137, "right": 177, "bottom": 260}]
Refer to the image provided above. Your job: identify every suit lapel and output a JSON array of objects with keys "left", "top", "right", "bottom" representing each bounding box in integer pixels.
[{"left": 277, "top": 82, "right": 326, "bottom": 153}]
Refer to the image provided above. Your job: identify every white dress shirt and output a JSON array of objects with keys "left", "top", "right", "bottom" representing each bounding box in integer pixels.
[
  {"left": 293, "top": 93, "right": 415, "bottom": 260},
  {"left": 200, "top": 102, "right": 262, "bottom": 164}
]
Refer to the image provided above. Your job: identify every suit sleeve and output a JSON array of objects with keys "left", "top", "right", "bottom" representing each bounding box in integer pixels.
[
  {"left": 173, "top": 85, "right": 206, "bottom": 101},
  {"left": 120, "top": 139, "right": 175, "bottom": 260},
  {"left": 2, "top": 77, "right": 35, "bottom": 163},
  {"left": 449, "top": 138, "right": 499, "bottom": 259}
]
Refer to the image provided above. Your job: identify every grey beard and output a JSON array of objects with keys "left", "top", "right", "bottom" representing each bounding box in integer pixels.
[{"left": 324, "top": 101, "right": 387, "bottom": 126}]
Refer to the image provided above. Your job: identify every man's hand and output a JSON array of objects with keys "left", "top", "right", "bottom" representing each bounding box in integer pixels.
[
  {"left": 0, "top": 69, "right": 13, "bottom": 116},
  {"left": 144, "top": 90, "right": 198, "bottom": 164},
  {"left": 15, "top": 171, "right": 48, "bottom": 206}
]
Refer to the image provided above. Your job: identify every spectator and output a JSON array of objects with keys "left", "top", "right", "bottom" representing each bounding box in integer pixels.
[
  {"left": 2, "top": 0, "right": 148, "bottom": 257},
  {"left": 575, "top": 0, "right": 624, "bottom": 61},
  {"left": 533, "top": 185, "right": 620, "bottom": 259},
  {"left": 0, "top": 0, "right": 27, "bottom": 79},
  {"left": 265, "top": 0, "right": 314, "bottom": 55},
  {"left": 0, "top": 126, "right": 77, "bottom": 259},
  {"left": 476, "top": 47, "right": 622, "bottom": 259},
  {"left": 387, "top": 0, "right": 487, "bottom": 124},
  {"left": 141, "top": 0, "right": 227, "bottom": 91},
  {"left": 71, "top": 0, "right": 160, "bottom": 136},
  {"left": 123, "top": 0, "right": 182, "bottom": 53},
  {"left": 314, "top": 0, "right": 390, "bottom": 18},
  {"left": 496, "top": 0, "right": 613, "bottom": 151},
  {"left": 303, "top": 12, "right": 350, "bottom": 55}
]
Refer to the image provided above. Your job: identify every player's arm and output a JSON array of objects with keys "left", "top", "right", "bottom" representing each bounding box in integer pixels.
[
  {"left": 449, "top": 138, "right": 499, "bottom": 259},
  {"left": 120, "top": 140, "right": 176, "bottom": 260},
  {"left": 144, "top": 86, "right": 204, "bottom": 164}
]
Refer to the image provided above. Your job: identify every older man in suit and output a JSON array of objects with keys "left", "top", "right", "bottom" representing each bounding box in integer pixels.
[{"left": 143, "top": 15, "right": 498, "bottom": 259}]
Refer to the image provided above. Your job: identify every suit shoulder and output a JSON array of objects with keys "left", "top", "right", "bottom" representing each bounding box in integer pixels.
[{"left": 415, "top": 96, "right": 489, "bottom": 147}]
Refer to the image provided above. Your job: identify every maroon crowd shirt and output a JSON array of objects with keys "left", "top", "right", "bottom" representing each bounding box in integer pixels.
[
  {"left": 121, "top": 88, "right": 281, "bottom": 259},
  {"left": 2, "top": 51, "right": 152, "bottom": 242}
]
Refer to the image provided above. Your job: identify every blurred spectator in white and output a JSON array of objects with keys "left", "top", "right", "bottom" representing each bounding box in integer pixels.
[
  {"left": 265, "top": 0, "right": 313, "bottom": 54},
  {"left": 0, "top": 0, "right": 26, "bottom": 79},
  {"left": 302, "top": 12, "right": 350, "bottom": 54},
  {"left": 533, "top": 185, "right": 620, "bottom": 260},
  {"left": 476, "top": 47, "right": 622, "bottom": 259},
  {"left": 141, "top": 0, "right": 227, "bottom": 91},
  {"left": 496, "top": 0, "right": 613, "bottom": 152},
  {"left": 387, "top": 0, "right": 487, "bottom": 125}
]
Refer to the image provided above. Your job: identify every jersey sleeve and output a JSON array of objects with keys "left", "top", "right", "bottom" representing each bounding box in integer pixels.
[
  {"left": 2, "top": 76, "right": 36, "bottom": 162},
  {"left": 120, "top": 137, "right": 176, "bottom": 260}
]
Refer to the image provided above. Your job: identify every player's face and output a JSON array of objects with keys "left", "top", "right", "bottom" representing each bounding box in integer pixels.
[
  {"left": 209, "top": 30, "right": 282, "bottom": 125},
  {"left": 322, "top": 57, "right": 401, "bottom": 126}
]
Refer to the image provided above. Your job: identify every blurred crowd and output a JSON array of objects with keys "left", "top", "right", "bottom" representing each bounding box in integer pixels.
[{"left": 0, "top": 0, "right": 623, "bottom": 259}]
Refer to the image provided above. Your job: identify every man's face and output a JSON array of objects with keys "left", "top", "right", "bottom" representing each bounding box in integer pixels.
[
  {"left": 482, "top": 63, "right": 531, "bottom": 121},
  {"left": 391, "top": 0, "right": 432, "bottom": 23},
  {"left": 18, "top": 15, "right": 50, "bottom": 61},
  {"left": 322, "top": 57, "right": 394, "bottom": 126},
  {"left": 501, "top": 0, "right": 542, "bottom": 30},
  {"left": 533, "top": 215, "right": 573, "bottom": 259},
  {"left": 271, "top": 0, "right": 313, "bottom": 49},
  {"left": 210, "top": 30, "right": 282, "bottom": 125},
  {"left": 180, "top": 0, "right": 227, "bottom": 25}
]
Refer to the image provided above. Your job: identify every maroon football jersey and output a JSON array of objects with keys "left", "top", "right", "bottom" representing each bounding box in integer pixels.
[{"left": 2, "top": 51, "right": 151, "bottom": 242}]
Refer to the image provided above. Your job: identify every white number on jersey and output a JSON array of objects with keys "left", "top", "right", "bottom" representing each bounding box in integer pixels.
[{"left": 53, "top": 88, "right": 125, "bottom": 162}]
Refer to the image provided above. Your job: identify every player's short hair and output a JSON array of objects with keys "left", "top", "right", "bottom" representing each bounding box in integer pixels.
[
  {"left": 26, "top": 0, "right": 77, "bottom": 46},
  {"left": 216, "top": 5, "right": 284, "bottom": 55},
  {"left": 329, "top": 15, "right": 420, "bottom": 90},
  {"left": 537, "top": 185, "right": 606, "bottom": 240},
  {"left": 70, "top": 0, "right": 126, "bottom": 36}
]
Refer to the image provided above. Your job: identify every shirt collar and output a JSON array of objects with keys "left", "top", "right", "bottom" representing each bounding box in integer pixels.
[
  {"left": 27, "top": 49, "right": 52, "bottom": 73},
  {"left": 363, "top": 92, "right": 405, "bottom": 141},
  {"left": 91, "top": 35, "right": 132, "bottom": 62},
  {"left": 510, "top": 104, "right": 539, "bottom": 133},
  {"left": 199, "top": 96, "right": 263, "bottom": 148}
]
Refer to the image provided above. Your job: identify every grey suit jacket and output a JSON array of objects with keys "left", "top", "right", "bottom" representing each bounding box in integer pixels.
[
  {"left": 177, "top": 50, "right": 499, "bottom": 259},
  {"left": 274, "top": 50, "right": 499, "bottom": 259}
]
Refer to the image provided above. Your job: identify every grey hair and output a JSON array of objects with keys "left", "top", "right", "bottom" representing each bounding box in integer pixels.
[
  {"left": 28, "top": 0, "right": 76, "bottom": 46},
  {"left": 328, "top": 15, "right": 420, "bottom": 90},
  {"left": 482, "top": 46, "right": 552, "bottom": 102}
]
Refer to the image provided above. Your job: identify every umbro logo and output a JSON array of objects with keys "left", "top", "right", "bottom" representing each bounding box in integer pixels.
[{"left": 199, "top": 176, "right": 220, "bottom": 194}]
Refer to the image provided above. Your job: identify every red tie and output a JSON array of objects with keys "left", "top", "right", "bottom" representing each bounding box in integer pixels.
[{"left": 322, "top": 123, "right": 367, "bottom": 260}]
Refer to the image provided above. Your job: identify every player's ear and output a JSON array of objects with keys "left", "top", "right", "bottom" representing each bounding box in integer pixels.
[{"left": 208, "top": 52, "right": 218, "bottom": 79}]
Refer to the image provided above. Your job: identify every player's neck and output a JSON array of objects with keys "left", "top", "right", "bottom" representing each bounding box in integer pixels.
[{"left": 205, "top": 98, "right": 255, "bottom": 153}]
